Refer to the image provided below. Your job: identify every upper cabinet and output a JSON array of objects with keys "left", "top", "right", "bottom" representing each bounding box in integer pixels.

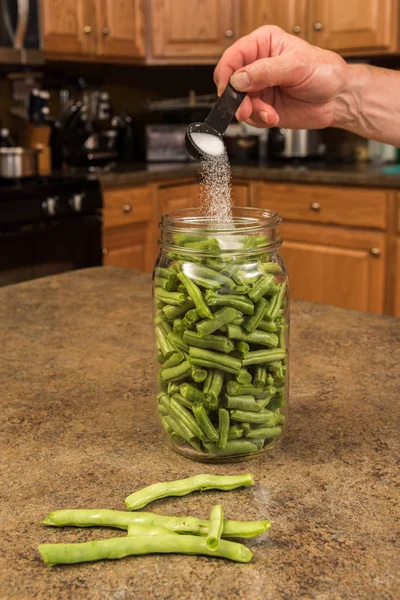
[
  {"left": 241, "top": 0, "right": 308, "bottom": 39},
  {"left": 308, "top": 0, "right": 395, "bottom": 53},
  {"left": 96, "top": 0, "right": 145, "bottom": 58},
  {"left": 42, "top": 0, "right": 96, "bottom": 57},
  {"left": 150, "top": 0, "right": 239, "bottom": 61}
]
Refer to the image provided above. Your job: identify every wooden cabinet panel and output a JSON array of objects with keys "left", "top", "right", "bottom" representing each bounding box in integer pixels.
[
  {"left": 308, "top": 0, "right": 394, "bottom": 52},
  {"left": 42, "top": 0, "right": 95, "bottom": 56},
  {"left": 158, "top": 182, "right": 199, "bottom": 213},
  {"left": 395, "top": 239, "right": 400, "bottom": 317},
  {"left": 241, "top": 0, "right": 307, "bottom": 38},
  {"left": 254, "top": 182, "right": 387, "bottom": 230},
  {"left": 103, "top": 186, "right": 153, "bottom": 230},
  {"left": 97, "top": 0, "right": 145, "bottom": 58},
  {"left": 232, "top": 183, "right": 249, "bottom": 207},
  {"left": 280, "top": 222, "right": 386, "bottom": 313},
  {"left": 150, "top": 0, "right": 238, "bottom": 59},
  {"left": 103, "top": 224, "right": 152, "bottom": 271}
]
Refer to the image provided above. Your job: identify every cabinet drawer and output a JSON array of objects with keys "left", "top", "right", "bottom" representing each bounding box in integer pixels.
[
  {"left": 103, "top": 185, "right": 153, "bottom": 230},
  {"left": 254, "top": 183, "right": 387, "bottom": 229}
]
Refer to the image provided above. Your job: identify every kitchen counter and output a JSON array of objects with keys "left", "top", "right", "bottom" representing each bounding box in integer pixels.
[
  {"left": 98, "top": 161, "right": 400, "bottom": 188},
  {"left": 1, "top": 267, "right": 399, "bottom": 600}
]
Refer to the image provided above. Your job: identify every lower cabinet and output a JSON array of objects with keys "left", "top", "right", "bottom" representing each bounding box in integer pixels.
[
  {"left": 280, "top": 222, "right": 386, "bottom": 313},
  {"left": 395, "top": 239, "right": 400, "bottom": 317}
]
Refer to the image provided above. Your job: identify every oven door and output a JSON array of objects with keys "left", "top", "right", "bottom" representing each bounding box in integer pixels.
[{"left": 0, "top": 214, "right": 102, "bottom": 287}]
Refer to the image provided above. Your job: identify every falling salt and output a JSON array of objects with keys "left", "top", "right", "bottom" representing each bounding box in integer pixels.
[{"left": 197, "top": 141, "right": 233, "bottom": 225}]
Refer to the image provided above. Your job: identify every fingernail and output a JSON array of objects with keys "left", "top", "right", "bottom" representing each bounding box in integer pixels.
[
  {"left": 260, "top": 111, "right": 269, "bottom": 124},
  {"left": 231, "top": 71, "right": 251, "bottom": 91},
  {"left": 217, "top": 84, "right": 224, "bottom": 97}
]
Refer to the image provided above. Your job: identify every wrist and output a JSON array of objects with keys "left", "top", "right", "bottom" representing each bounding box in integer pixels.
[{"left": 332, "top": 63, "right": 370, "bottom": 133}]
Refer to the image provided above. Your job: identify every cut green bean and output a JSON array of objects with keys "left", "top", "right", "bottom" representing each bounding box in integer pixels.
[
  {"left": 155, "top": 326, "right": 175, "bottom": 358},
  {"left": 226, "top": 395, "right": 261, "bottom": 412},
  {"left": 227, "top": 425, "right": 244, "bottom": 439},
  {"left": 236, "top": 368, "right": 252, "bottom": 385},
  {"left": 196, "top": 306, "right": 239, "bottom": 337},
  {"left": 192, "top": 402, "right": 219, "bottom": 441},
  {"left": 173, "top": 318, "right": 185, "bottom": 335},
  {"left": 208, "top": 369, "right": 224, "bottom": 402},
  {"left": 168, "top": 332, "right": 189, "bottom": 353},
  {"left": 254, "top": 367, "right": 267, "bottom": 388},
  {"left": 204, "top": 291, "right": 254, "bottom": 315},
  {"left": 183, "top": 329, "right": 235, "bottom": 353},
  {"left": 172, "top": 392, "right": 193, "bottom": 409},
  {"left": 207, "top": 505, "right": 224, "bottom": 550},
  {"left": 257, "top": 319, "right": 278, "bottom": 332},
  {"left": 125, "top": 473, "right": 254, "bottom": 510},
  {"left": 189, "top": 346, "right": 241, "bottom": 375},
  {"left": 226, "top": 382, "right": 269, "bottom": 398},
  {"left": 205, "top": 440, "right": 259, "bottom": 456},
  {"left": 243, "top": 298, "right": 268, "bottom": 334},
  {"left": 230, "top": 409, "right": 277, "bottom": 424},
  {"left": 162, "top": 299, "right": 195, "bottom": 320},
  {"left": 161, "top": 360, "right": 192, "bottom": 382},
  {"left": 155, "top": 267, "right": 178, "bottom": 281},
  {"left": 155, "top": 288, "right": 188, "bottom": 306},
  {"left": 169, "top": 398, "right": 205, "bottom": 441},
  {"left": 248, "top": 274, "right": 277, "bottom": 303},
  {"left": 217, "top": 408, "right": 230, "bottom": 448},
  {"left": 154, "top": 276, "right": 176, "bottom": 292},
  {"left": 182, "top": 263, "right": 236, "bottom": 291},
  {"left": 227, "top": 325, "right": 279, "bottom": 348},
  {"left": 178, "top": 272, "right": 213, "bottom": 319},
  {"left": 235, "top": 341, "right": 250, "bottom": 354},
  {"left": 246, "top": 427, "right": 281, "bottom": 440},
  {"left": 242, "top": 349, "right": 286, "bottom": 366},
  {"left": 191, "top": 367, "right": 208, "bottom": 383},
  {"left": 267, "top": 283, "right": 287, "bottom": 319},
  {"left": 161, "top": 352, "right": 184, "bottom": 370},
  {"left": 180, "top": 383, "right": 205, "bottom": 403}
]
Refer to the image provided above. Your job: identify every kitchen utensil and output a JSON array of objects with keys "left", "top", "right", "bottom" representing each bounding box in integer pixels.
[
  {"left": 268, "top": 128, "right": 326, "bottom": 159},
  {"left": 0, "top": 147, "right": 40, "bottom": 178},
  {"left": 185, "top": 84, "right": 246, "bottom": 160}
]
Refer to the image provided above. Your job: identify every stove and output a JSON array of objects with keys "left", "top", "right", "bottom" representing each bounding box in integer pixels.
[{"left": 0, "top": 174, "right": 103, "bottom": 287}]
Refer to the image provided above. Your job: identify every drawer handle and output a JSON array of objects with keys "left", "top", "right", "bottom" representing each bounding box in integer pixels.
[
  {"left": 83, "top": 25, "right": 92, "bottom": 34},
  {"left": 292, "top": 25, "right": 301, "bottom": 34},
  {"left": 224, "top": 29, "right": 234, "bottom": 38},
  {"left": 310, "top": 202, "right": 321, "bottom": 212},
  {"left": 102, "top": 27, "right": 110, "bottom": 36},
  {"left": 122, "top": 204, "right": 132, "bottom": 214},
  {"left": 369, "top": 247, "right": 381, "bottom": 257},
  {"left": 102, "top": 248, "right": 108, "bottom": 255},
  {"left": 313, "top": 22, "right": 323, "bottom": 31}
]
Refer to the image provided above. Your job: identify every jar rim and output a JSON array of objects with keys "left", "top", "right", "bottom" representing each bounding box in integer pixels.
[{"left": 160, "top": 207, "right": 282, "bottom": 235}]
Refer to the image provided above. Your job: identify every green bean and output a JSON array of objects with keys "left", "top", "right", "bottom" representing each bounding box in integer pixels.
[
  {"left": 125, "top": 474, "right": 254, "bottom": 510},
  {"left": 155, "top": 267, "right": 178, "bottom": 281},
  {"left": 196, "top": 306, "right": 239, "bottom": 337},
  {"left": 154, "top": 276, "right": 176, "bottom": 292},
  {"left": 162, "top": 299, "right": 195, "bottom": 320},
  {"left": 127, "top": 523, "right": 176, "bottom": 536},
  {"left": 235, "top": 341, "right": 250, "bottom": 354},
  {"left": 246, "top": 427, "right": 281, "bottom": 439},
  {"left": 236, "top": 368, "right": 252, "bottom": 385},
  {"left": 183, "top": 330, "right": 235, "bottom": 354},
  {"left": 205, "top": 439, "right": 259, "bottom": 456},
  {"left": 168, "top": 332, "right": 189, "bottom": 353},
  {"left": 169, "top": 398, "right": 205, "bottom": 441},
  {"left": 178, "top": 272, "right": 213, "bottom": 319},
  {"left": 156, "top": 299, "right": 165, "bottom": 310},
  {"left": 180, "top": 383, "right": 205, "bottom": 403},
  {"left": 154, "top": 312, "right": 164, "bottom": 326},
  {"left": 204, "top": 291, "right": 255, "bottom": 315},
  {"left": 191, "top": 367, "right": 207, "bottom": 383},
  {"left": 240, "top": 423, "right": 251, "bottom": 435},
  {"left": 230, "top": 316, "right": 245, "bottom": 326},
  {"left": 260, "top": 262, "right": 282, "bottom": 274},
  {"left": 154, "top": 288, "right": 188, "bottom": 306},
  {"left": 248, "top": 274, "right": 277, "bottom": 302},
  {"left": 182, "top": 308, "right": 200, "bottom": 328},
  {"left": 226, "top": 395, "right": 261, "bottom": 412},
  {"left": 161, "top": 360, "right": 191, "bottom": 382},
  {"left": 161, "top": 352, "right": 184, "bottom": 370},
  {"left": 226, "top": 382, "right": 269, "bottom": 398},
  {"left": 230, "top": 409, "right": 277, "bottom": 424},
  {"left": 279, "top": 323, "right": 286, "bottom": 351},
  {"left": 172, "top": 392, "right": 193, "bottom": 409},
  {"left": 257, "top": 319, "right": 278, "bottom": 332},
  {"left": 173, "top": 318, "right": 185, "bottom": 335},
  {"left": 207, "top": 505, "right": 224, "bottom": 550},
  {"left": 227, "top": 425, "right": 243, "bottom": 439},
  {"left": 157, "top": 351, "right": 166, "bottom": 365},
  {"left": 41, "top": 509, "right": 270, "bottom": 539},
  {"left": 266, "top": 283, "right": 287, "bottom": 319},
  {"left": 189, "top": 347, "right": 241, "bottom": 375},
  {"left": 254, "top": 367, "right": 267, "bottom": 388},
  {"left": 38, "top": 534, "right": 253, "bottom": 565},
  {"left": 192, "top": 403, "right": 219, "bottom": 441},
  {"left": 159, "top": 320, "right": 173, "bottom": 335},
  {"left": 182, "top": 263, "right": 236, "bottom": 291},
  {"left": 217, "top": 408, "right": 230, "bottom": 448},
  {"left": 207, "top": 369, "right": 224, "bottom": 403},
  {"left": 242, "top": 349, "right": 286, "bottom": 366},
  {"left": 243, "top": 298, "right": 268, "bottom": 334},
  {"left": 155, "top": 326, "right": 175, "bottom": 358},
  {"left": 227, "top": 325, "right": 279, "bottom": 349}
]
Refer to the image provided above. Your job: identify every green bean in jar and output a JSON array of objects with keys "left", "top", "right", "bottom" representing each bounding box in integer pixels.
[{"left": 153, "top": 207, "right": 289, "bottom": 462}]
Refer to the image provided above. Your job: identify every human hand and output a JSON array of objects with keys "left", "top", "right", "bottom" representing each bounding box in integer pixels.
[{"left": 214, "top": 26, "right": 352, "bottom": 130}]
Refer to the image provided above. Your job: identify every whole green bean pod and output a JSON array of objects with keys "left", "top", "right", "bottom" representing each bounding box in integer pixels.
[
  {"left": 207, "top": 505, "right": 224, "bottom": 550},
  {"left": 41, "top": 509, "right": 271, "bottom": 538},
  {"left": 38, "top": 534, "right": 253, "bottom": 565},
  {"left": 178, "top": 272, "right": 213, "bottom": 319},
  {"left": 127, "top": 523, "right": 176, "bottom": 536},
  {"left": 125, "top": 473, "right": 254, "bottom": 510},
  {"left": 192, "top": 402, "right": 219, "bottom": 441}
]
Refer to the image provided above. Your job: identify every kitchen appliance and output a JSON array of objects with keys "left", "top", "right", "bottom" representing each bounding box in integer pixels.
[
  {"left": 0, "top": 174, "right": 102, "bottom": 286},
  {"left": 146, "top": 125, "right": 190, "bottom": 162},
  {"left": 0, "top": 146, "right": 40, "bottom": 177},
  {"left": 0, "top": 0, "right": 42, "bottom": 64},
  {"left": 268, "top": 128, "right": 326, "bottom": 159}
]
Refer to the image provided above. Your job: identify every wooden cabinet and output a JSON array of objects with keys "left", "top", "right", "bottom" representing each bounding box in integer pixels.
[
  {"left": 96, "top": 0, "right": 145, "bottom": 58},
  {"left": 308, "top": 0, "right": 396, "bottom": 53},
  {"left": 232, "top": 183, "right": 250, "bottom": 207},
  {"left": 395, "top": 239, "right": 400, "bottom": 317},
  {"left": 280, "top": 223, "right": 386, "bottom": 313},
  {"left": 150, "top": 0, "right": 239, "bottom": 60},
  {"left": 241, "top": 0, "right": 307, "bottom": 39},
  {"left": 158, "top": 182, "right": 199, "bottom": 213},
  {"left": 41, "top": 0, "right": 95, "bottom": 56}
]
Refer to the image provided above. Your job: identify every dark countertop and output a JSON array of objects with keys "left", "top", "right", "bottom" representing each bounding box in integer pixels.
[
  {"left": 98, "top": 161, "right": 400, "bottom": 188},
  {"left": 1, "top": 267, "right": 399, "bottom": 600}
]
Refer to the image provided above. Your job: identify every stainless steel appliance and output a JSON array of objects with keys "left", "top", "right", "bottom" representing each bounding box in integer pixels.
[
  {"left": 0, "top": 174, "right": 102, "bottom": 286},
  {"left": 0, "top": 147, "right": 40, "bottom": 178},
  {"left": 268, "top": 128, "right": 326, "bottom": 159},
  {"left": 145, "top": 125, "right": 192, "bottom": 162},
  {"left": 0, "top": 0, "right": 42, "bottom": 64}
]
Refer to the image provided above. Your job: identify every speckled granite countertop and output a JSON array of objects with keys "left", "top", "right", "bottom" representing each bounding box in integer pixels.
[
  {"left": 98, "top": 162, "right": 400, "bottom": 188},
  {"left": 1, "top": 267, "right": 399, "bottom": 600}
]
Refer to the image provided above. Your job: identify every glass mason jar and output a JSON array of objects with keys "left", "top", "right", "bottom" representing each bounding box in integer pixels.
[{"left": 153, "top": 207, "right": 289, "bottom": 462}]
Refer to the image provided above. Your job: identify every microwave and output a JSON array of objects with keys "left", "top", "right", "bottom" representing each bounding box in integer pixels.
[
  {"left": 0, "top": 0, "right": 43, "bottom": 64},
  {"left": 145, "top": 125, "right": 195, "bottom": 162}
]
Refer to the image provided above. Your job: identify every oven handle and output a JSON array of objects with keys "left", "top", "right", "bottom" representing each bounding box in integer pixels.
[{"left": 14, "top": 0, "right": 29, "bottom": 49}]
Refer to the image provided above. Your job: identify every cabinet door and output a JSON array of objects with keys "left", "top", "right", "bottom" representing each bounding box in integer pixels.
[
  {"left": 280, "top": 223, "right": 386, "bottom": 313},
  {"left": 241, "top": 0, "right": 307, "bottom": 38},
  {"left": 151, "top": 0, "right": 238, "bottom": 59},
  {"left": 42, "top": 0, "right": 95, "bottom": 56},
  {"left": 308, "top": 0, "right": 394, "bottom": 52},
  {"left": 103, "top": 225, "right": 150, "bottom": 271},
  {"left": 232, "top": 183, "right": 249, "bottom": 207},
  {"left": 96, "top": 0, "right": 145, "bottom": 58},
  {"left": 395, "top": 239, "right": 400, "bottom": 317},
  {"left": 158, "top": 182, "right": 199, "bottom": 213}
]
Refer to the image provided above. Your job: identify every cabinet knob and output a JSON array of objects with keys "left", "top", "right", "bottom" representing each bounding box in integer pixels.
[
  {"left": 292, "top": 25, "right": 301, "bottom": 34},
  {"left": 102, "top": 27, "right": 110, "bottom": 36},
  {"left": 83, "top": 25, "right": 92, "bottom": 34},
  {"left": 313, "top": 22, "right": 323, "bottom": 31},
  {"left": 102, "top": 248, "right": 108, "bottom": 255},
  {"left": 369, "top": 247, "right": 381, "bottom": 257},
  {"left": 122, "top": 204, "right": 132, "bottom": 214},
  {"left": 310, "top": 202, "right": 321, "bottom": 212},
  {"left": 224, "top": 29, "right": 234, "bottom": 38}
]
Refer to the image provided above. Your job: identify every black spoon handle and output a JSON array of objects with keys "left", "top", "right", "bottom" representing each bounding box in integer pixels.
[{"left": 204, "top": 84, "right": 246, "bottom": 135}]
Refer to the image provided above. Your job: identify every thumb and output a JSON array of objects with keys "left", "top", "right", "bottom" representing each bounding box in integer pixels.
[{"left": 231, "top": 54, "right": 305, "bottom": 92}]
